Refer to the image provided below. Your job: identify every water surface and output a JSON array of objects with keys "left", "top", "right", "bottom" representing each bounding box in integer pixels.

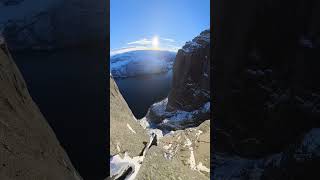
[{"left": 114, "top": 71, "right": 172, "bottom": 119}]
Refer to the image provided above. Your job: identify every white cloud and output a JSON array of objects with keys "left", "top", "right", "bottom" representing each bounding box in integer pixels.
[
  {"left": 127, "top": 38, "right": 152, "bottom": 45},
  {"left": 110, "top": 46, "right": 149, "bottom": 56},
  {"left": 164, "top": 44, "right": 181, "bottom": 52},
  {"left": 111, "top": 36, "right": 181, "bottom": 56},
  {"left": 161, "top": 38, "right": 175, "bottom": 42}
]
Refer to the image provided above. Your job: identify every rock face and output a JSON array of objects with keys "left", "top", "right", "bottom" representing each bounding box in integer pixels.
[
  {"left": 109, "top": 30, "right": 211, "bottom": 178},
  {"left": 0, "top": 38, "right": 81, "bottom": 179},
  {"left": 110, "top": 76, "right": 149, "bottom": 157},
  {"left": 214, "top": 128, "right": 320, "bottom": 179},
  {"left": 136, "top": 120, "right": 210, "bottom": 180},
  {"left": 110, "top": 50, "right": 176, "bottom": 78},
  {"left": 167, "top": 29, "right": 210, "bottom": 112},
  {"left": 144, "top": 30, "right": 211, "bottom": 131},
  {"left": 109, "top": 30, "right": 210, "bottom": 179},
  {"left": 0, "top": 0, "right": 106, "bottom": 50},
  {"left": 213, "top": 0, "right": 320, "bottom": 179}
]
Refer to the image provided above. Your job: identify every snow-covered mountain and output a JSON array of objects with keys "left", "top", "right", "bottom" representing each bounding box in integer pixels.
[{"left": 110, "top": 50, "right": 176, "bottom": 78}]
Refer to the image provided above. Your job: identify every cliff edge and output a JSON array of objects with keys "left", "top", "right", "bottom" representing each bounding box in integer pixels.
[{"left": 0, "top": 38, "right": 81, "bottom": 179}]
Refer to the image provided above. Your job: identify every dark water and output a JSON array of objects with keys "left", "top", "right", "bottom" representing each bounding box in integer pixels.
[
  {"left": 114, "top": 71, "right": 173, "bottom": 119},
  {"left": 12, "top": 49, "right": 108, "bottom": 179}
]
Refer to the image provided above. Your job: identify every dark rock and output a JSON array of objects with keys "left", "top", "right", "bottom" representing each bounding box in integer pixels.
[
  {"left": 213, "top": 0, "right": 320, "bottom": 156},
  {"left": 167, "top": 29, "right": 210, "bottom": 112},
  {"left": 0, "top": 37, "right": 82, "bottom": 179},
  {"left": 213, "top": 0, "right": 320, "bottom": 178},
  {"left": 142, "top": 30, "right": 211, "bottom": 132}
]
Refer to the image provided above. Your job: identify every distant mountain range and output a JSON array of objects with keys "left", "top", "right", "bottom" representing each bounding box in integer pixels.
[{"left": 110, "top": 50, "right": 176, "bottom": 78}]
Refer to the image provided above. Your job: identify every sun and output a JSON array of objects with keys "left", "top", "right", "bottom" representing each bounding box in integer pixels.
[{"left": 152, "top": 36, "right": 159, "bottom": 48}]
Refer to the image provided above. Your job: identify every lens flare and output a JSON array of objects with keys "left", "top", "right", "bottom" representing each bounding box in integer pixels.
[{"left": 152, "top": 36, "right": 159, "bottom": 48}]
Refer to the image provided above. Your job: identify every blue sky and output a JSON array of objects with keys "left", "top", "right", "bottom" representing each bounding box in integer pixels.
[{"left": 110, "top": 0, "right": 210, "bottom": 55}]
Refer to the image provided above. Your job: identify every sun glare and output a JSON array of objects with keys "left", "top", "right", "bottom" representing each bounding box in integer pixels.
[{"left": 152, "top": 36, "right": 159, "bottom": 48}]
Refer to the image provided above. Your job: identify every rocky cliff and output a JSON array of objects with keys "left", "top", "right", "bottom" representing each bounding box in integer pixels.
[
  {"left": 0, "top": 37, "right": 81, "bottom": 179},
  {"left": 110, "top": 76, "right": 149, "bottom": 158},
  {"left": 0, "top": 0, "right": 106, "bottom": 50},
  {"left": 167, "top": 29, "right": 210, "bottom": 112},
  {"left": 213, "top": 0, "right": 320, "bottom": 179},
  {"left": 136, "top": 120, "right": 210, "bottom": 180},
  {"left": 109, "top": 30, "right": 211, "bottom": 179},
  {"left": 109, "top": 79, "right": 210, "bottom": 178},
  {"left": 144, "top": 30, "right": 210, "bottom": 132}
]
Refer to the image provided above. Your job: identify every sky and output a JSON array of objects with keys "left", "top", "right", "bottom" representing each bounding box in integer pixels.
[{"left": 110, "top": 0, "right": 210, "bottom": 56}]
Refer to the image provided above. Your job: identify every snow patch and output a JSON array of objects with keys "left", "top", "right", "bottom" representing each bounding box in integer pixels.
[
  {"left": 163, "top": 143, "right": 180, "bottom": 160},
  {"left": 116, "top": 142, "right": 121, "bottom": 152},
  {"left": 163, "top": 143, "right": 172, "bottom": 150},
  {"left": 184, "top": 137, "right": 196, "bottom": 170},
  {"left": 181, "top": 30, "right": 210, "bottom": 53},
  {"left": 146, "top": 99, "right": 210, "bottom": 132},
  {"left": 126, "top": 123, "right": 136, "bottom": 134},
  {"left": 196, "top": 130, "right": 203, "bottom": 139},
  {"left": 139, "top": 117, "right": 150, "bottom": 129},
  {"left": 110, "top": 133, "right": 157, "bottom": 179},
  {"left": 110, "top": 152, "right": 143, "bottom": 180},
  {"left": 196, "top": 162, "right": 210, "bottom": 173}
]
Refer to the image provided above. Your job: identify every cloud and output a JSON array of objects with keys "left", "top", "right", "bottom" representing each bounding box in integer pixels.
[
  {"left": 165, "top": 44, "right": 181, "bottom": 52},
  {"left": 161, "top": 38, "right": 175, "bottom": 42},
  {"left": 110, "top": 46, "right": 149, "bottom": 56},
  {"left": 127, "top": 38, "right": 152, "bottom": 45},
  {"left": 110, "top": 45, "right": 181, "bottom": 56},
  {"left": 127, "top": 37, "right": 175, "bottom": 45},
  {"left": 111, "top": 36, "right": 180, "bottom": 56}
]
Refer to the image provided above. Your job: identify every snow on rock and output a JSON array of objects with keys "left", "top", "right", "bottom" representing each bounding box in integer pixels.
[
  {"left": 182, "top": 29, "right": 210, "bottom": 53},
  {"left": 110, "top": 133, "right": 157, "bottom": 180},
  {"left": 167, "top": 29, "right": 210, "bottom": 112},
  {"left": 110, "top": 152, "right": 144, "bottom": 180},
  {"left": 145, "top": 98, "right": 210, "bottom": 132},
  {"left": 110, "top": 50, "right": 176, "bottom": 78},
  {"left": 127, "top": 123, "right": 137, "bottom": 134},
  {"left": 135, "top": 120, "right": 210, "bottom": 179}
]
